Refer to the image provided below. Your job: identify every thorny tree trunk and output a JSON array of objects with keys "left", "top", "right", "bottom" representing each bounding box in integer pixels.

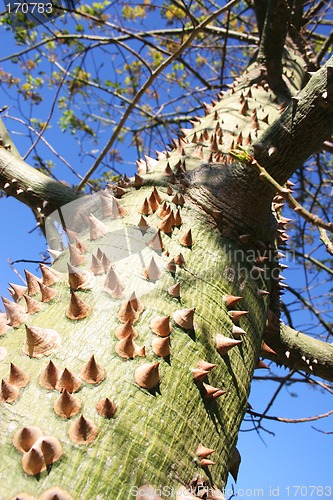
[{"left": 1, "top": 2, "right": 333, "bottom": 499}]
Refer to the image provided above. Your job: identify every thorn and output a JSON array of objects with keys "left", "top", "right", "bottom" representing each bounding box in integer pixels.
[
  {"left": 229, "top": 310, "right": 249, "bottom": 320},
  {"left": 143, "top": 257, "right": 162, "bottom": 281},
  {"left": 240, "top": 101, "right": 248, "bottom": 116},
  {"left": 179, "top": 229, "right": 193, "bottom": 247},
  {"left": 223, "top": 295, "right": 243, "bottom": 309},
  {"left": 268, "top": 147, "right": 278, "bottom": 157},
  {"left": 197, "top": 360, "right": 216, "bottom": 372},
  {"left": 239, "top": 234, "right": 250, "bottom": 244},
  {"left": 173, "top": 308, "right": 195, "bottom": 330},
  {"left": 256, "top": 359, "right": 269, "bottom": 369},
  {"left": 196, "top": 444, "right": 215, "bottom": 458},
  {"left": 260, "top": 342, "right": 277, "bottom": 356},
  {"left": 257, "top": 289, "right": 270, "bottom": 297},
  {"left": 216, "top": 334, "right": 241, "bottom": 355},
  {"left": 232, "top": 325, "right": 247, "bottom": 338},
  {"left": 68, "top": 415, "right": 98, "bottom": 444},
  {"left": 134, "top": 362, "right": 160, "bottom": 389},
  {"left": 134, "top": 173, "right": 144, "bottom": 187}
]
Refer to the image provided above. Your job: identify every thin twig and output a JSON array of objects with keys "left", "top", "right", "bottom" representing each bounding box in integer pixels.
[
  {"left": 9, "top": 259, "right": 50, "bottom": 265},
  {"left": 252, "top": 157, "right": 333, "bottom": 233},
  {"left": 287, "top": 284, "right": 332, "bottom": 336},
  {"left": 23, "top": 56, "right": 77, "bottom": 160},
  {"left": 247, "top": 407, "right": 333, "bottom": 423},
  {"left": 77, "top": 0, "right": 240, "bottom": 191},
  {"left": 0, "top": 26, "right": 258, "bottom": 64},
  {"left": 293, "top": 249, "right": 333, "bottom": 276},
  {"left": 8, "top": 115, "right": 93, "bottom": 185}
]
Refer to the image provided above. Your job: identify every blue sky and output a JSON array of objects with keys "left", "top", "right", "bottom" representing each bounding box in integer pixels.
[{"left": 0, "top": 3, "right": 332, "bottom": 498}]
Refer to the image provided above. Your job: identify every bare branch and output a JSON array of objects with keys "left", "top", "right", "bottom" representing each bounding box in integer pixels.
[
  {"left": 77, "top": 0, "right": 241, "bottom": 191},
  {"left": 316, "top": 30, "right": 333, "bottom": 66},
  {"left": 249, "top": 153, "right": 333, "bottom": 233},
  {"left": 247, "top": 407, "right": 333, "bottom": 423},
  {"left": 8, "top": 114, "right": 91, "bottom": 185},
  {"left": 293, "top": 249, "right": 333, "bottom": 276},
  {"left": 257, "top": 0, "right": 290, "bottom": 87},
  {"left": 0, "top": 28, "right": 258, "bottom": 65}
]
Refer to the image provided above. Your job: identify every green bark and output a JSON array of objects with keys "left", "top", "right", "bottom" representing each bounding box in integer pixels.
[
  {"left": 0, "top": 182, "right": 269, "bottom": 498},
  {"left": 263, "top": 324, "right": 333, "bottom": 381},
  {"left": 0, "top": 146, "right": 80, "bottom": 216}
]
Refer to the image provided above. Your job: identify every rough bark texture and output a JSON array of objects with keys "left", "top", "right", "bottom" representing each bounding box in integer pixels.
[{"left": 0, "top": 189, "right": 269, "bottom": 498}]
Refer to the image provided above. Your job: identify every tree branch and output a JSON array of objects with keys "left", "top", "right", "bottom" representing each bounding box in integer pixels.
[
  {"left": 257, "top": 0, "right": 290, "bottom": 78},
  {"left": 0, "top": 147, "right": 79, "bottom": 217},
  {"left": 319, "top": 227, "right": 333, "bottom": 256},
  {"left": 76, "top": 0, "right": 240, "bottom": 191},
  {"left": 247, "top": 406, "right": 333, "bottom": 423},
  {"left": 316, "top": 30, "right": 333, "bottom": 65},
  {"left": 0, "top": 28, "right": 258, "bottom": 65},
  {"left": 252, "top": 55, "right": 333, "bottom": 184},
  {"left": 248, "top": 152, "right": 333, "bottom": 232},
  {"left": 0, "top": 118, "right": 21, "bottom": 160},
  {"left": 253, "top": 0, "right": 267, "bottom": 37},
  {"left": 263, "top": 323, "right": 333, "bottom": 382},
  {"left": 293, "top": 249, "right": 333, "bottom": 276}
]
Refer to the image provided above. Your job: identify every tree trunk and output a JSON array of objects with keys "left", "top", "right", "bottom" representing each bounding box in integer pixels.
[
  {"left": 1, "top": 6, "right": 333, "bottom": 499},
  {"left": 0, "top": 178, "right": 270, "bottom": 498}
]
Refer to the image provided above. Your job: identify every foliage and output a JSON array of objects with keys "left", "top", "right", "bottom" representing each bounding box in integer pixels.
[{"left": 0, "top": 1, "right": 255, "bottom": 178}]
